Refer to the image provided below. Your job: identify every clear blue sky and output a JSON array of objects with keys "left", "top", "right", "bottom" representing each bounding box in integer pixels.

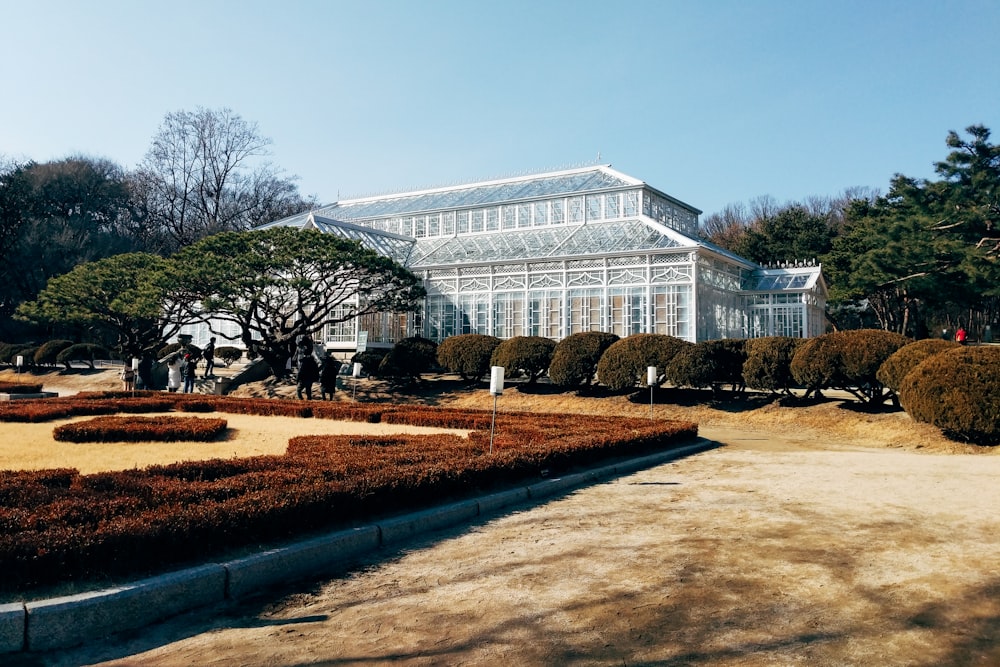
[{"left": 2, "top": 0, "right": 998, "bottom": 218}]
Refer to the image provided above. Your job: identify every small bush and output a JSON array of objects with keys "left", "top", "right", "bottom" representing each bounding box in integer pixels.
[
  {"left": 596, "top": 334, "right": 692, "bottom": 391},
  {"left": 743, "top": 337, "right": 801, "bottom": 394},
  {"left": 898, "top": 346, "right": 1000, "bottom": 445},
  {"left": 377, "top": 336, "right": 438, "bottom": 382},
  {"left": 437, "top": 334, "right": 502, "bottom": 381},
  {"left": 34, "top": 340, "right": 74, "bottom": 367},
  {"left": 215, "top": 346, "right": 243, "bottom": 366},
  {"left": 877, "top": 339, "right": 960, "bottom": 393},
  {"left": 490, "top": 336, "right": 556, "bottom": 384},
  {"left": 548, "top": 331, "right": 619, "bottom": 389},
  {"left": 6, "top": 345, "right": 37, "bottom": 367},
  {"left": 351, "top": 349, "right": 388, "bottom": 376},
  {"left": 56, "top": 343, "right": 110, "bottom": 369}
]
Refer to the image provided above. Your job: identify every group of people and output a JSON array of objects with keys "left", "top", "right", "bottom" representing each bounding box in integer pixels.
[
  {"left": 295, "top": 335, "right": 339, "bottom": 400},
  {"left": 162, "top": 337, "right": 216, "bottom": 393},
  {"left": 121, "top": 335, "right": 343, "bottom": 398}
]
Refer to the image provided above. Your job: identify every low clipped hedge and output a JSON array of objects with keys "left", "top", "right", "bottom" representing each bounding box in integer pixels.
[
  {"left": 0, "top": 393, "right": 698, "bottom": 592},
  {"left": 898, "top": 346, "right": 1000, "bottom": 445},
  {"left": 0, "top": 382, "right": 44, "bottom": 395},
  {"left": 53, "top": 415, "right": 228, "bottom": 443}
]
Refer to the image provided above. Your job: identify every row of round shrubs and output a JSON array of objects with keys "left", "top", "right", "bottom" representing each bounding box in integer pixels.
[
  {"left": 0, "top": 340, "right": 245, "bottom": 369},
  {"left": 428, "top": 331, "right": 997, "bottom": 446}
]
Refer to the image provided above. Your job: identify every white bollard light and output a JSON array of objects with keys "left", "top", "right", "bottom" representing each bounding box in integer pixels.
[
  {"left": 647, "top": 366, "right": 657, "bottom": 386},
  {"left": 352, "top": 362, "right": 362, "bottom": 378},
  {"left": 490, "top": 366, "right": 505, "bottom": 396}
]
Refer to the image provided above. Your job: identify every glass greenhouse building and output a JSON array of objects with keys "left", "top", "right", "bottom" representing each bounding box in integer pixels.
[{"left": 248, "top": 164, "right": 827, "bottom": 353}]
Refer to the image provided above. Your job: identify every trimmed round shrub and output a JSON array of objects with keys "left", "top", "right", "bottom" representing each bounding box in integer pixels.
[
  {"left": 56, "top": 343, "right": 110, "bottom": 368},
  {"left": 664, "top": 343, "right": 718, "bottom": 390},
  {"left": 351, "top": 349, "right": 388, "bottom": 375},
  {"left": 490, "top": 336, "right": 556, "bottom": 384},
  {"left": 596, "top": 334, "right": 692, "bottom": 391},
  {"left": 743, "top": 336, "right": 801, "bottom": 394},
  {"left": 378, "top": 336, "right": 438, "bottom": 381},
  {"left": 34, "top": 340, "right": 74, "bottom": 368},
  {"left": 437, "top": 334, "right": 502, "bottom": 381},
  {"left": 215, "top": 346, "right": 244, "bottom": 366},
  {"left": 548, "top": 331, "right": 620, "bottom": 388},
  {"left": 0, "top": 342, "right": 39, "bottom": 366},
  {"left": 898, "top": 346, "right": 1000, "bottom": 445},
  {"left": 8, "top": 345, "right": 38, "bottom": 368},
  {"left": 702, "top": 339, "right": 748, "bottom": 392},
  {"left": 877, "top": 339, "right": 960, "bottom": 393},
  {"left": 791, "top": 329, "right": 910, "bottom": 403}
]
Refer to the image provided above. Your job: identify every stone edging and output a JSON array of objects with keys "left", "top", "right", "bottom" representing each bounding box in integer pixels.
[{"left": 1, "top": 438, "right": 717, "bottom": 655}]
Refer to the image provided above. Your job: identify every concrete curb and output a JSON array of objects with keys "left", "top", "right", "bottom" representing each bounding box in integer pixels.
[
  {"left": 0, "top": 602, "right": 25, "bottom": 653},
  {"left": 378, "top": 499, "right": 481, "bottom": 545},
  {"left": 6, "top": 438, "right": 717, "bottom": 655},
  {"left": 24, "top": 564, "right": 226, "bottom": 653},
  {"left": 223, "top": 526, "right": 381, "bottom": 601}
]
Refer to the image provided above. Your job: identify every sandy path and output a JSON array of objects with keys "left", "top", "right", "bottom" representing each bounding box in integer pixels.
[{"left": 28, "top": 425, "right": 1000, "bottom": 667}]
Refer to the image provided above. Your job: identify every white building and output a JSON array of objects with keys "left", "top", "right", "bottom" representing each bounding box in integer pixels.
[{"left": 244, "top": 164, "right": 827, "bottom": 353}]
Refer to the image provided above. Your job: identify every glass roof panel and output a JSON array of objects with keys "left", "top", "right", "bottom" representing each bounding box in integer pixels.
[
  {"left": 411, "top": 219, "right": 685, "bottom": 267},
  {"left": 744, "top": 269, "right": 820, "bottom": 291},
  {"left": 324, "top": 168, "right": 636, "bottom": 221}
]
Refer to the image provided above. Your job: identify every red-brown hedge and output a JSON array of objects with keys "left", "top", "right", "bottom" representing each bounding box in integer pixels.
[
  {"left": 53, "top": 416, "right": 228, "bottom": 443},
  {"left": 0, "top": 394, "right": 698, "bottom": 593}
]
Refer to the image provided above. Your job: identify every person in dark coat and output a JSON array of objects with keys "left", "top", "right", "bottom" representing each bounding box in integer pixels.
[
  {"left": 297, "top": 354, "right": 319, "bottom": 400},
  {"left": 202, "top": 337, "right": 216, "bottom": 378},
  {"left": 320, "top": 356, "right": 338, "bottom": 400},
  {"left": 183, "top": 353, "right": 198, "bottom": 393}
]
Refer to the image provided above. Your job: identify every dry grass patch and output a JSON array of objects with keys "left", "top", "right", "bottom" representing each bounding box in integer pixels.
[{"left": 1, "top": 412, "right": 469, "bottom": 474}]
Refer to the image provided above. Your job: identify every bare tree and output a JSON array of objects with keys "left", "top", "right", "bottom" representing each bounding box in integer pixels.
[{"left": 132, "top": 107, "right": 313, "bottom": 251}]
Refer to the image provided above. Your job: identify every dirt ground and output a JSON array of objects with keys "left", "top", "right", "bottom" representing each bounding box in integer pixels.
[{"left": 7, "top": 370, "right": 1000, "bottom": 666}]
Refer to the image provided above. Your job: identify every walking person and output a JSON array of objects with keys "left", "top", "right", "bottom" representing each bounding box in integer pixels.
[
  {"left": 166, "top": 354, "right": 183, "bottom": 392},
  {"left": 202, "top": 337, "right": 216, "bottom": 378},
  {"left": 320, "top": 356, "right": 338, "bottom": 400},
  {"left": 120, "top": 363, "right": 136, "bottom": 392},
  {"left": 183, "top": 353, "right": 198, "bottom": 393},
  {"left": 955, "top": 326, "right": 967, "bottom": 345}
]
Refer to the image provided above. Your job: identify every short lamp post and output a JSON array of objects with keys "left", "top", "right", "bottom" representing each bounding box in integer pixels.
[
  {"left": 131, "top": 358, "right": 140, "bottom": 396},
  {"left": 489, "top": 365, "right": 504, "bottom": 454},
  {"left": 647, "top": 366, "right": 658, "bottom": 420},
  {"left": 15, "top": 355, "right": 23, "bottom": 384},
  {"left": 352, "top": 362, "right": 362, "bottom": 401}
]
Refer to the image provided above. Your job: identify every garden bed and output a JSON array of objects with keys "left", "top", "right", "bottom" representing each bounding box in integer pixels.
[{"left": 0, "top": 392, "right": 697, "bottom": 594}]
